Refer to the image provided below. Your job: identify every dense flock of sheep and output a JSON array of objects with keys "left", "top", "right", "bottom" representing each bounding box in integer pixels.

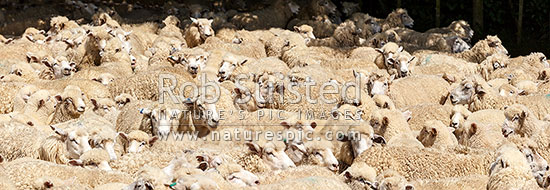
[{"left": 1, "top": 0, "right": 550, "bottom": 189}]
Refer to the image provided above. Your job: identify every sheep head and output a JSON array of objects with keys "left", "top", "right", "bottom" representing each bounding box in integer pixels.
[
  {"left": 449, "top": 78, "right": 476, "bottom": 105},
  {"left": 55, "top": 85, "right": 86, "bottom": 116},
  {"left": 119, "top": 130, "right": 159, "bottom": 153},
  {"left": 450, "top": 105, "right": 471, "bottom": 129},
  {"left": 450, "top": 20, "right": 474, "bottom": 42},
  {"left": 190, "top": 17, "right": 214, "bottom": 40},
  {"left": 304, "top": 139, "right": 339, "bottom": 172},
  {"left": 293, "top": 25, "right": 316, "bottom": 43},
  {"left": 50, "top": 125, "right": 92, "bottom": 159},
  {"left": 69, "top": 148, "right": 112, "bottom": 171},
  {"left": 342, "top": 162, "right": 378, "bottom": 190},
  {"left": 387, "top": 51, "right": 414, "bottom": 78},
  {"left": 246, "top": 140, "right": 296, "bottom": 170},
  {"left": 140, "top": 106, "right": 183, "bottom": 135}
]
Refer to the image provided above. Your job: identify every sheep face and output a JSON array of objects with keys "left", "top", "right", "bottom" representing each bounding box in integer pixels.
[
  {"left": 450, "top": 106, "right": 469, "bottom": 129},
  {"left": 218, "top": 57, "right": 247, "bottom": 81},
  {"left": 378, "top": 176, "right": 414, "bottom": 190},
  {"left": 485, "top": 35, "right": 508, "bottom": 55},
  {"left": 43, "top": 57, "right": 76, "bottom": 79},
  {"left": 227, "top": 169, "right": 260, "bottom": 187},
  {"left": 293, "top": 25, "right": 316, "bottom": 43},
  {"left": 316, "top": 0, "right": 337, "bottom": 15},
  {"left": 388, "top": 52, "right": 414, "bottom": 78},
  {"left": 234, "top": 87, "right": 258, "bottom": 112},
  {"left": 184, "top": 53, "right": 208, "bottom": 75},
  {"left": 350, "top": 131, "right": 375, "bottom": 158},
  {"left": 397, "top": 9, "right": 414, "bottom": 28},
  {"left": 188, "top": 4, "right": 209, "bottom": 19},
  {"left": 190, "top": 18, "right": 214, "bottom": 40},
  {"left": 450, "top": 37, "right": 471, "bottom": 53},
  {"left": 498, "top": 84, "right": 521, "bottom": 97},
  {"left": 450, "top": 20, "right": 474, "bottom": 41},
  {"left": 115, "top": 94, "right": 132, "bottom": 108},
  {"left": 55, "top": 87, "right": 86, "bottom": 116},
  {"left": 503, "top": 104, "right": 529, "bottom": 134},
  {"left": 119, "top": 131, "right": 158, "bottom": 154},
  {"left": 521, "top": 148, "right": 549, "bottom": 182},
  {"left": 90, "top": 98, "right": 116, "bottom": 117},
  {"left": 449, "top": 80, "right": 475, "bottom": 105},
  {"left": 146, "top": 107, "right": 182, "bottom": 135},
  {"left": 92, "top": 73, "right": 115, "bottom": 85},
  {"left": 51, "top": 126, "right": 92, "bottom": 159},
  {"left": 187, "top": 99, "right": 220, "bottom": 130},
  {"left": 305, "top": 142, "right": 339, "bottom": 172},
  {"left": 246, "top": 141, "right": 296, "bottom": 170},
  {"left": 288, "top": 1, "right": 301, "bottom": 15},
  {"left": 125, "top": 179, "right": 154, "bottom": 190},
  {"left": 366, "top": 18, "right": 382, "bottom": 34}
]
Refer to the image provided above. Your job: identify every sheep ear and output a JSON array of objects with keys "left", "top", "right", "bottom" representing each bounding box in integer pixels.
[
  {"left": 402, "top": 110, "right": 412, "bottom": 122},
  {"left": 44, "top": 181, "right": 54, "bottom": 188},
  {"left": 375, "top": 48, "right": 384, "bottom": 54},
  {"left": 118, "top": 132, "right": 128, "bottom": 142},
  {"left": 469, "top": 123, "right": 478, "bottom": 136},
  {"left": 280, "top": 121, "right": 291, "bottom": 129},
  {"left": 54, "top": 95, "right": 63, "bottom": 102},
  {"left": 90, "top": 99, "right": 98, "bottom": 108},
  {"left": 68, "top": 159, "right": 83, "bottom": 167},
  {"left": 397, "top": 46, "right": 404, "bottom": 52},
  {"left": 197, "top": 162, "right": 208, "bottom": 171},
  {"left": 293, "top": 26, "right": 299, "bottom": 31},
  {"left": 51, "top": 125, "right": 67, "bottom": 137},
  {"left": 521, "top": 111, "right": 528, "bottom": 119},
  {"left": 245, "top": 142, "right": 262, "bottom": 155},
  {"left": 149, "top": 136, "right": 159, "bottom": 146},
  {"left": 190, "top": 17, "right": 198, "bottom": 23},
  {"left": 382, "top": 116, "right": 389, "bottom": 126},
  {"left": 430, "top": 128, "right": 437, "bottom": 136},
  {"left": 208, "top": 19, "right": 213, "bottom": 25},
  {"left": 344, "top": 171, "right": 352, "bottom": 179},
  {"left": 373, "top": 135, "right": 387, "bottom": 145},
  {"left": 475, "top": 85, "right": 486, "bottom": 95}
]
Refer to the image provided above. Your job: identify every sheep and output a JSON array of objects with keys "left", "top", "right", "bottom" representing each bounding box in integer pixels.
[
  {"left": 341, "top": 162, "right": 378, "bottom": 189},
  {"left": 199, "top": 36, "right": 267, "bottom": 59},
  {"left": 69, "top": 148, "right": 113, "bottom": 171},
  {"left": 108, "top": 70, "right": 195, "bottom": 102},
  {"left": 31, "top": 176, "right": 88, "bottom": 190},
  {"left": 49, "top": 85, "right": 87, "bottom": 125},
  {"left": 369, "top": 109, "right": 415, "bottom": 142},
  {"left": 387, "top": 75, "right": 450, "bottom": 109},
  {"left": 425, "top": 20, "right": 474, "bottom": 42},
  {"left": 184, "top": 18, "right": 214, "bottom": 48},
  {"left": 0, "top": 121, "right": 92, "bottom": 163},
  {"left": 416, "top": 120, "right": 458, "bottom": 149},
  {"left": 308, "top": 20, "right": 363, "bottom": 48},
  {"left": 0, "top": 82, "right": 28, "bottom": 114},
  {"left": 230, "top": 0, "right": 300, "bottom": 30},
  {"left": 91, "top": 73, "right": 116, "bottom": 85},
  {"left": 479, "top": 53, "right": 509, "bottom": 80},
  {"left": 3, "top": 157, "right": 132, "bottom": 189},
  {"left": 395, "top": 28, "right": 470, "bottom": 53},
  {"left": 12, "top": 84, "right": 39, "bottom": 112},
  {"left": 376, "top": 169, "right": 416, "bottom": 190},
  {"left": 503, "top": 104, "right": 547, "bottom": 138},
  {"left": 514, "top": 80, "right": 538, "bottom": 95},
  {"left": 287, "top": 15, "right": 336, "bottom": 39},
  {"left": 118, "top": 130, "right": 159, "bottom": 154},
  {"left": 454, "top": 121, "right": 505, "bottom": 150},
  {"left": 159, "top": 16, "right": 185, "bottom": 42},
  {"left": 487, "top": 143, "right": 540, "bottom": 190},
  {"left": 379, "top": 8, "right": 414, "bottom": 31},
  {"left": 412, "top": 54, "right": 479, "bottom": 82},
  {"left": 406, "top": 103, "right": 453, "bottom": 131},
  {"left": 426, "top": 35, "right": 508, "bottom": 64},
  {"left": 355, "top": 146, "right": 495, "bottom": 180},
  {"left": 0, "top": 155, "right": 17, "bottom": 190},
  {"left": 411, "top": 175, "right": 489, "bottom": 190},
  {"left": 244, "top": 139, "right": 296, "bottom": 172}
]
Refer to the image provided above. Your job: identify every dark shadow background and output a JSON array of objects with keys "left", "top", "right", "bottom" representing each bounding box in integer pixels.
[{"left": 0, "top": 0, "right": 548, "bottom": 57}]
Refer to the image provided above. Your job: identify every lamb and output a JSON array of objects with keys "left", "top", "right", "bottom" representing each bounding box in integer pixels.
[
  {"left": 379, "top": 8, "right": 414, "bottom": 31},
  {"left": 387, "top": 75, "right": 450, "bottom": 109},
  {"left": 416, "top": 120, "right": 458, "bottom": 149},
  {"left": 184, "top": 18, "right": 214, "bottom": 48},
  {"left": 425, "top": 20, "right": 474, "bottom": 42},
  {"left": 230, "top": 0, "right": 300, "bottom": 30},
  {"left": 355, "top": 146, "right": 495, "bottom": 180},
  {"left": 3, "top": 157, "right": 132, "bottom": 189}
]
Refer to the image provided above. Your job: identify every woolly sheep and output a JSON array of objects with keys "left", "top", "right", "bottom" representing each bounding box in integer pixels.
[
  {"left": 308, "top": 20, "right": 363, "bottom": 48},
  {"left": 49, "top": 85, "right": 87, "bottom": 125},
  {"left": 425, "top": 20, "right": 474, "bottom": 42},
  {"left": 487, "top": 143, "right": 540, "bottom": 190},
  {"left": 417, "top": 120, "right": 458, "bottom": 149},
  {"left": 388, "top": 75, "right": 450, "bottom": 109},
  {"left": 454, "top": 121, "right": 505, "bottom": 150},
  {"left": 406, "top": 103, "right": 453, "bottom": 131},
  {"left": 184, "top": 18, "right": 214, "bottom": 48},
  {"left": 230, "top": 0, "right": 300, "bottom": 30},
  {"left": 379, "top": 8, "right": 414, "bottom": 31},
  {"left": 3, "top": 157, "right": 132, "bottom": 189},
  {"left": 118, "top": 130, "right": 159, "bottom": 154},
  {"left": 355, "top": 146, "right": 495, "bottom": 180},
  {"left": 370, "top": 109, "right": 415, "bottom": 142}
]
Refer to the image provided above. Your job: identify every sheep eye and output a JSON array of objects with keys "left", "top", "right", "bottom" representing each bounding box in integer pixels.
[
  {"left": 510, "top": 90, "right": 514, "bottom": 94},
  {"left": 140, "top": 142, "right": 146, "bottom": 146},
  {"left": 267, "top": 152, "right": 274, "bottom": 156},
  {"left": 71, "top": 139, "right": 78, "bottom": 144},
  {"left": 546, "top": 166, "right": 549, "bottom": 171},
  {"left": 314, "top": 152, "right": 322, "bottom": 156}
]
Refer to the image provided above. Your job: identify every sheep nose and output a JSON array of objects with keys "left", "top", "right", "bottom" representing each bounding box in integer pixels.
[
  {"left": 205, "top": 33, "right": 212, "bottom": 37},
  {"left": 450, "top": 122, "right": 458, "bottom": 128},
  {"left": 77, "top": 106, "right": 85, "bottom": 112},
  {"left": 218, "top": 71, "right": 225, "bottom": 76}
]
